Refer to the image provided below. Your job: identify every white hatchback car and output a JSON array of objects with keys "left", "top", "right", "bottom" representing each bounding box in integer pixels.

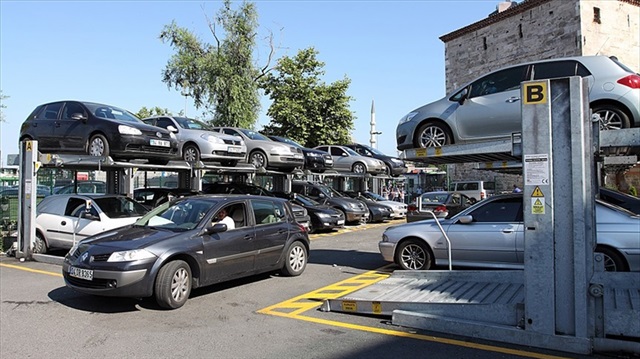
[{"left": 34, "top": 194, "right": 149, "bottom": 253}]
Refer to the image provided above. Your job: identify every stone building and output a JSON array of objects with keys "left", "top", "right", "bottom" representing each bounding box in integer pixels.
[{"left": 438, "top": 0, "right": 639, "bottom": 193}]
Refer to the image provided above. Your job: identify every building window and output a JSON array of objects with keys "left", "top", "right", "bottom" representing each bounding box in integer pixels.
[
  {"left": 518, "top": 24, "right": 523, "bottom": 38},
  {"left": 483, "top": 37, "right": 487, "bottom": 50},
  {"left": 593, "top": 7, "right": 601, "bottom": 24}
]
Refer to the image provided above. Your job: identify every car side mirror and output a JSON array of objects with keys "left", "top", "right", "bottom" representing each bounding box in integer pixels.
[
  {"left": 167, "top": 125, "right": 178, "bottom": 133},
  {"left": 80, "top": 212, "right": 99, "bottom": 221},
  {"left": 204, "top": 223, "right": 228, "bottom": 235},
  {"left": 457, "top": 88, "right": 469, "bottom": 105},
  {"left": 71, "top": 113, "right": 87, "bottom": 121},
  {"left": 458, "top": 215, "right": 473, "bottom": 224}
]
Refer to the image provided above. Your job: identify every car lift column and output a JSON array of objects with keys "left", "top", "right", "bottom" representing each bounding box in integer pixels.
[
  {"left": 521, "top": 76, "right": 595, "bottom": 349},
  {"left": 16, "top": 140, "right": 38, "bottom": 259}
]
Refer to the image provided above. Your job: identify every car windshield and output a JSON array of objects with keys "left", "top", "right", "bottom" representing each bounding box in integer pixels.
[
  {"left": 343, "top": 147, "right": 360, "bottom": 156},
  {"left": 240, "top": 129, "right": 270, "bottom": 141},
  {"left": 175, "top": 117, "right": 210, "bottom": 130},
  {"left": 135, "top": 198, "right": 217, "bottom": 231},
  {"left": 94, "top": 197, "right": 149, "bottom": 218},
  {"left": 359, "top": 144, "right": 385, "bottom": 156},
  {"left": 364, "top": 191, "right": 386, "bottom": 201},
  {"left": 84, "top": 103, "right": 141, "bottom": 123},
  {"left": 293, "top": 193, "right": 320, "bottom": 206},
  {"left": 325, "top": 186, "right": 347, "bottom": 198},
  {"left": 421, "top": 193, "right": 449, "bottom": 203},
  {"left": 276, "top": 137, "right": 303, "bottom": 148}
]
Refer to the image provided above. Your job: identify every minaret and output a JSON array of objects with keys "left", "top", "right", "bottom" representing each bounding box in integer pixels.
[{"left": 370, "top": 100, "right": 381, "bottom": 148}]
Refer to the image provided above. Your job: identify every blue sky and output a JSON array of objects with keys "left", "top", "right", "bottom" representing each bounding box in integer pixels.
[{"left": 0, "top": 0, "right": 498, "bottom": 164}]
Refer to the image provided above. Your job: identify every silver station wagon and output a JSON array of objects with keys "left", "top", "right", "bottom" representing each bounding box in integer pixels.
[{"left": 143, "top": 116, "right": 247, "bottom": 166}]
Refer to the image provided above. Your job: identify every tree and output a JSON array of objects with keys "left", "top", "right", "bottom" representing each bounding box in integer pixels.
[
  {"left": 159, "top": 0, "right": 266, "bottom": 128},
  {"left": 260, "top": 48, "right": 355, "bottom": 148},
  {"left": 135, "top": 106, "right": 182, "bottom": 119}
]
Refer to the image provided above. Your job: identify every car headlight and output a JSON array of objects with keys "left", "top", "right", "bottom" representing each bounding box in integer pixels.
[
  {"left": 308, "top": 152, "right": 321, "bottom": 157},
  {"left": 316, "top": 212, "right": 330, "bottom": 218},
  {"left": 118, "top": 125, "right": 143, "bottom": 135},
  {"left": 107, "top": 249, "right": 156, "bottom": 262},
  {"left": 202, "top": 134, "right": 224, "bottom": 144},
  {"left": 347, "top": 202, "right": 359, "bottom": 209},
  {"left": 271, "top": 146, "right": 290, "bottom": 155},
  {"left": 398, "top": 111, "right": 418, "bottom": 125},
  {"left": 391, "top": 158, "right": 404, "bottom": 165}
]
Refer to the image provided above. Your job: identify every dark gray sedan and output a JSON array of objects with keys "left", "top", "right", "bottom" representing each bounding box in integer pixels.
[{"left": 63, "top": 195, "right": 310, "bottom": 309}]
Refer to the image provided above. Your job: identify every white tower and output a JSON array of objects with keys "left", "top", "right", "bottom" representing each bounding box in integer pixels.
[{"left": 370, "top": 100, "right": 381, "bottom": 148}]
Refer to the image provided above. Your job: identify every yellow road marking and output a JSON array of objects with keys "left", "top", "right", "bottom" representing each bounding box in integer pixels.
[
  {"left": 0, "top": 263, "right": 63, "bottom": 277},
  {"left": 258, "top": 268, "right": 570, "bottom": 359}
]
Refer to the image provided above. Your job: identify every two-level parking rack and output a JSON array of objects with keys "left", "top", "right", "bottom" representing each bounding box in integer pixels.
[{"left": 320, "top": 77, "right": 640, "bottom": 355}]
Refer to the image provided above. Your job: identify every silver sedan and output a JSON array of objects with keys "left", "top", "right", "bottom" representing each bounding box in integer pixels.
[
  {"left": 314, "top": 145, "right": 386, "bottom": 175},
  {"left": 143, "top": 116, "right": 247, "bottom": 165},
  {"left": 379, "top": 194, "right": 639, "bottom": 272}
]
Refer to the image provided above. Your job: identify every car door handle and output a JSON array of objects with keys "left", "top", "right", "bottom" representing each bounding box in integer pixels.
[
  {"left": 506, "top": 97, "right": 520, "bottom": 103},
  {"left": 55, "top": 122, "right": 61, "bottom": 127},
  {"left": 502, "top": 229, "right": 514, "bottom": 233},
  {"left": 278, "top": 230, "right": 287, "bottom": 234},
  {"left": 244, "top": 235, "right": 253, "bottom": 240}
]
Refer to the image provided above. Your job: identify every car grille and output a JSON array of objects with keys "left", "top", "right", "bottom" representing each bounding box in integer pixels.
[
  {"left": 223, "top": 139, "right": 243, "bottom": 146},
  {"left": 213, "top": 151, "right": 245, "bottom": 157},
  {"left": 125, "top": 144, "right": 176, "bottom": 154},
  {"left": 91, "top": 253, "right": 111, "bottom": 262},
  {"left": 65, "top": 274, "right": 112, "bottom": 289}
]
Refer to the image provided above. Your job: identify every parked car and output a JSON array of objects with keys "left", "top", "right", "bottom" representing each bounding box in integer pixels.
[
  {"left": 19, "top": 100, "right": 179, "bottom": 164},
  {"left": 142, "top": 116, "right": 246, "bottom": 165},
  {"left": 276, "top": 193, "right": 345, "bottom": 233},
  {"left": 202, "top": 181, "right": 311, "bottom": 230},
  {"left": 62, "top": 195, "right": 310, "bottom": 309},
  {"left": 599, "top": 187, "right": 640, "bottom": 214},
  {"left": 406, "top": 191, "right": 474, "bottom": 221},
  {"left": 291, "top": 181, "right": 369, "bottom": 224},
  {"left": 0, "top": 186, "right": 51, "bottom": 197},
  {"left": 379, "top": 194, "right": 639, "bottom": 272},
  {"left": 349, "top": 191, "right": 407, "bottom": 219},
  {"left": 267, "top": 135, "right": 334, "bottom": 173},
  {"left": 448, "top": 181, "right": 495, "bottom": 202},
  {"left": 54, "top": 180, "right": 106, "bottom": 195},
  {"left": 396, "top": 55, "right": 640, "bottom": 149},
  {"left": 314, "top": 145, "right": 386, "bottom": 175},
  {"left": 133, "top": 187, "right": 202, "bottom": 208},
  {"left": 339, "top": 191, "right": 393, "bottom": 223},
  {"left": 210, "top": 127, "right": 304, "bottom": 171},
  {"left": 34, "top": 194, "right": 149, "bottom": 253},
  {"left": 342, "top": 143, "right": 408, "bottom": 176}
]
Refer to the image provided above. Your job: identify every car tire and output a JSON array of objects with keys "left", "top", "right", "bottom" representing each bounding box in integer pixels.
[
  {"left": 592, "top": 104, "right": 630, "bottom": 130},
  {"left": 33, "top": 232, "right": 48, "bottom": 254},
  {"left": 596, "top": 246, "right": 627, "bottom": 272},
  {"left": 352, "top": 162, "right": 366, "bottom": 174},
  {"left": 415, "top": 121, "right": 452, "bottom": 148},
  {"left": 154, "top": 260, "right": 192, "bottom": 309},
  {"left": 250, "top": 151, "right": 268, "bottom": 169},
  {"left": 280, "top": 241, "right": 307, "bottom": 276},
  {"left": 396, "top": 238, "right": 433, "bottom": 270},
  {"left": 220, "top": 160, "right": 238, "bottom": 167},
  {"left": 88, "top": 134, "right": 110, "bottom": 157},
  {"left": 182, "top": 144, "right": 200, "bottom": 162},
  {"left": 384, "top": 165, "right": 392, "bottom": 176}
]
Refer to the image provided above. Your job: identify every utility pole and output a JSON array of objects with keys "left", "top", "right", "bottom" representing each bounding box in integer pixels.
[{"left": 370, "top": 100, "right": 381, "bottom": 148}]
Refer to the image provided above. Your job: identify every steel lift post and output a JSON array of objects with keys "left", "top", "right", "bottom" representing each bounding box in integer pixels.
[{"left": 16, "top": 140, "right": 38, "bottom": 259}]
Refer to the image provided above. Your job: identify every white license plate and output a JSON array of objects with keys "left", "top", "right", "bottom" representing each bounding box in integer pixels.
[
  {"left": 69, "top": 266, "right": 93, "bottom": 281},
  {"left": 337, "top": 220, "right": 345, "bottom": 225},
  {"left": 228, "top": 146, "right": 242, "bottom": 153},
  {"left": 150, "top": 139, "right": 170, "bottom": 147}
]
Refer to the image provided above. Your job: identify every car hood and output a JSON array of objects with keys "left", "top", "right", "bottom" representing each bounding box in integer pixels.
[
  {"left": 305, "top": 204, "right": 340, "bottom": 215},
  {"left": 82, "top": 225, "right": 188, "bottom": 251},
  {"left": 303, "top": 148, "right": 329, "bottom": 156}
]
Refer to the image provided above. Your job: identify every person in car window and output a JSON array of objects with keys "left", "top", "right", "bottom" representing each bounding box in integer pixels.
[
  {"left": 215, "top": 208, "right": 235, "bottom": 230},
  {"left": 512, "top": 184, "right": 522, "bottom": 193}
]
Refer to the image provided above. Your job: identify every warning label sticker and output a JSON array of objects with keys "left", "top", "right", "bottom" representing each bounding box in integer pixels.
[{"left": 532, "top": 198, "right": 545, "bottom": 214}]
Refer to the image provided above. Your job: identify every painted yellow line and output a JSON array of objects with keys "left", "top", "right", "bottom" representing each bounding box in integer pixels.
[
  {"left": 258, "top": 267, "right": 570, "bottom": 359},
  {"left": 0, "top": 263, "right": 63, "bottom": 277}
]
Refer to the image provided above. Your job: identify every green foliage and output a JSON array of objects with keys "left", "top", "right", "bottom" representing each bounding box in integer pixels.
[
  {"left": 159, "top": 0, "right": 260, "bottom": 128},
  {"left": 135, "top": 106, "right": 176, "bottom": 119},
  {"left": 260, "top": 48, "right": 355, "bottom": 148}
]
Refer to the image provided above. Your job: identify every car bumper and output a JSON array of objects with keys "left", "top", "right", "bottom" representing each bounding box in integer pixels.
[
  {"left": 378, "top": 241, "right": 396, "bottom": 262},
  {"left": 389, "top": 209, "right": 407, "bottom": 218},
  {"left": 304, "top": 156, "right": 332, "bottom": 171},
  {"left": 345, "top": 211, "right": 366, "bottom": 223},
  {"left": 199, "top": 143, "right": 247, "bottom": 162},
  {"left": 268, "top": 154, "right": 305, "bottom": 168},
  {"left": 312, "top": 216, "right": 345, "bottom": 230},
  {"left": 62, "top": 261, "right": 153, "bottom": 298},
  {"left": 396, "top": 121, "right": 416, "bottom": 150},
  {"left": 111, "top": 135, "right": 179, "bottom": 160}
]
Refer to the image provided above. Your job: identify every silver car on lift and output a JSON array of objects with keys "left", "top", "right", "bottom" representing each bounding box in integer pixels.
[{"left": 143, "top": 116, "right": 247, "bottom": 166}]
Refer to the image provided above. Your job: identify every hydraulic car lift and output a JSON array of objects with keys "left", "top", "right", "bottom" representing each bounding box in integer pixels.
[{"left": 321, "top": 77, "right": 640, "bottom": 355}]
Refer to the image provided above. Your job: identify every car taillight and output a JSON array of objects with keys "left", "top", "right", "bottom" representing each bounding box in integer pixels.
[
  {"left": 407, "top": 204, "right": 417, "bottom": 211},
  {"left": 298, "top": 223, "right": 307, "bottom": 232},
  {"left": 433, "top": 205, "right": 447, "bottom": 214},
  {"left": 617, "top": 74, "right": 640, "bottom": 89},
  {"left": 481, "top": 192, "right": 485, "bottom": 199}
]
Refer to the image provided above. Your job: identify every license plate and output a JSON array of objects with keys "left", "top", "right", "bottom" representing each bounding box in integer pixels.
[
  {"left": 69, "top": 266, "right": 93, "bottom": 281},
  {"left": 337, "top": 220, "right": 345, "bottom": 225},
  {"left": 228, "top": 146, "right": 242, "bottom": 153},
  {"left": 150, "top": 139, "right": 170, "bottom": 147}
]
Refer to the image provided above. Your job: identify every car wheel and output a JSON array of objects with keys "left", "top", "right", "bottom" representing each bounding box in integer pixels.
[
  {"left": 384, "top": 165, "right": 392, "bottom": 176},
  {"left": 182, "top": 144, "right": 200, "bottom": 162},
  {"left": 596, "top": 246, "right": 627, "bottom": 272},
  {"left": 33, "top": 232, "right": 48, "bottom": 254},
  {"left": 250, "top": 151, "right": 268, "bottom": 169},
  {"left": 415, "top": 121, "right": 452, "bottom": 148},
  {"left": 396, "top": 238, "right": 433, "bottom": 270},
  {"left": 220, "top": 160, "right": 238, "bottom": 167},
  {"left": 280, "top": 241, "right": 307, "bottom": 276},
  {"left": 352, "top": 162, "right": 366, "bottom": 174},
  {"left": 88, "top": 134, "right": 110, "bottom": 156},
  {"left": 592, "top": 105, "right": 630, "bottom": 130},
  {"left": 154, "top": 260, "right": 192, "bottom": 309}
]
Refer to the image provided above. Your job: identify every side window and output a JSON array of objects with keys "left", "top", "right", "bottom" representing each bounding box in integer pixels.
[
  {"left": 38, "top": 103, "right": 63, "bottom": 120},
  {"left": 223, "top": 129, "right": 240, "bottom": 137},
  {"left": 468, "top": 66, "right": 528, "bottom": 98},
  {"left": 251, "top": 199, "right": 282, "bottom": 225},
  {"left": 156, "top": 118, "right": 174, "bottom": 130},
  {"left": 470, "top": 198, "right": 522, "bottom": 222},
  {"left": 62, "top": 103, "right": 86, "bottom": 120},
  {"left": 532, "top": 61, "right": 592, "bottom": 80},
  {"left": 330, "top": 147, "right": 345, "bottom": 156},
  {"left": 65, "top": 198, "right": 98, "bottom": 217},
  {"left": 316, "top": 146, "right": 328, "bottom": 152}
]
